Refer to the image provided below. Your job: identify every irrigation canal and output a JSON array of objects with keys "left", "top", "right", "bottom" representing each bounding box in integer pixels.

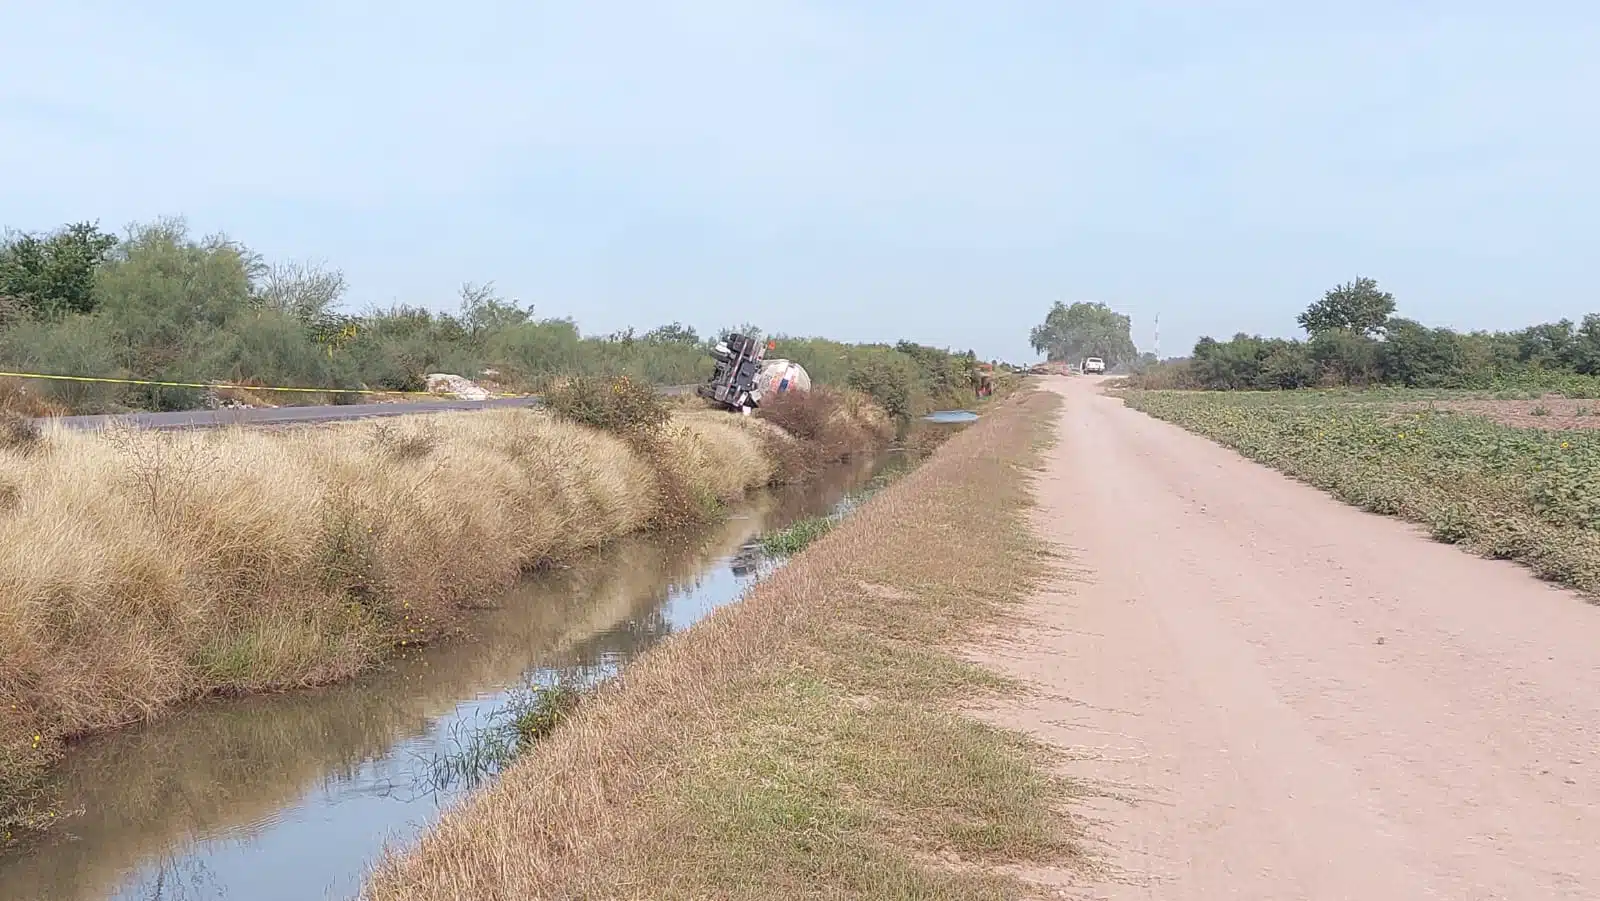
[{"left": 0, "top": 451, "right": 913, "bottom": 901}]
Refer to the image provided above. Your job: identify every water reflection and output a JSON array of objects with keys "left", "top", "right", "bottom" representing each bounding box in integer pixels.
[
  {"left": 923, "top": 410, "right": 979, "bottom": 424},
  {"left": 0, "top": 455, "right": 889, "bottom": 901}
]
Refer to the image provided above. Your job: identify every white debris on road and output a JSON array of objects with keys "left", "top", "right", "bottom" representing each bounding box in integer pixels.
[{"left": 425, "top": 373, "right": 492, "bottom": 401}]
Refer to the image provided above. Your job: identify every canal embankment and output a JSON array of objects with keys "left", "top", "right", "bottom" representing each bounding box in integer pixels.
[{"left": 365, "top": 388, "right": 1076, "bottom": 901}]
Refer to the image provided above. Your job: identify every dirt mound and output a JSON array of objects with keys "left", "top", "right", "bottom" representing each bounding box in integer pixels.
[{"left": 424, "top": 373, "right": 491, "bottom": 401}]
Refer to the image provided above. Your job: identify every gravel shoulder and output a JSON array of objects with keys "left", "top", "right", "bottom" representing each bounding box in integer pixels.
[{"left": 985, "top": 377, "right": 1600, "bottom": 899}]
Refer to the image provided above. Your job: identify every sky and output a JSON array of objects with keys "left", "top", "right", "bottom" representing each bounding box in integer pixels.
[{"left": 2, "top": 1, "right": 1598, "bottom": 362}]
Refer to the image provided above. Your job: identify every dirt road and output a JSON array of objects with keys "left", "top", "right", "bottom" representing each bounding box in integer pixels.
[{"left": 994, "top": 378, "right": 1600, "bottom": 899}]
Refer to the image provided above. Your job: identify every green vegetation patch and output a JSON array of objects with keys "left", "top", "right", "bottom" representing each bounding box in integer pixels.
[
  {"left": 0, "top": 220, "right": 999, "bottom": 417},
  {"left": 544, "top": 374, "right": 671, "bottom": 440},
  {"left": 1121, "top": 276, "right": 1600, "bottom": 396},
  {"left": 651, "top": 675, "right": 1070, "bottom": 900},
  {"left": 757, "top": 514, "right": 836, "bottom": 556},
  {"left": 429, "top": 679, "right": 587, "bottom": 792}
]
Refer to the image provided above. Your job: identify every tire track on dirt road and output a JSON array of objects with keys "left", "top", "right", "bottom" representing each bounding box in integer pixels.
[{"left": 991, "top": 377, "right": 1600, "bottom": 899}]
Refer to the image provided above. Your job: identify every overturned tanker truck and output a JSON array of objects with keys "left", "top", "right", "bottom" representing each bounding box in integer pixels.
[{"left": 697, "top": 333, "right": 812, "bottom": 413}]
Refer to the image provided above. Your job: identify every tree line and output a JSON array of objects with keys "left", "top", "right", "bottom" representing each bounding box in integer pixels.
[
  {"left": 1029, "top": 300, "right": 1150, "bottom": 371},
  {"left": 0, "top": 219, "right": 988, "bottom": 417},
  {"left": 1133, "top": 277, "right": 1600, "bottom": 393}
]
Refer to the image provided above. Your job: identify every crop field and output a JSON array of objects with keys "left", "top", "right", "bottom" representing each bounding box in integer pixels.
[{"left": 1121, "top": 389, "right": 1600, "bottom": 597}]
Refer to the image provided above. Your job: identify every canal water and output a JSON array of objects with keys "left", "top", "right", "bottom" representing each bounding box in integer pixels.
[
  {"left": 0, "top": 452, "right": 910, "bottom": 901},
  {"left": 923, "top": 410, "right": 979, "bottom": 424}
]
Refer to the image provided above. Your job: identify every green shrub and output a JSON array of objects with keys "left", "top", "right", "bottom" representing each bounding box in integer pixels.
[
  {"left": 543, "top": 375, "right": 670, "bottom": 440},
  {"left": 845, "top": 357, "right": 916, "bottom": 420},
  {"left": 0, "top": 216, "right": 991, "bottom": 415},
  {"left": 0, "top": 314, "right": 125, "bottom": 412},
  {"left": 200, "top": 308, "right": 346, "bottom": 391},
  {"left": 758, "top": 514, "right": 835, "bottom": 555},
  {"left": 772, "top": 337, "right": 983, "bottom": 418},
  {"left": 1139, "top": 298, "right": 1600, "bottom": 396},
  {"left": 509, "top": 683, "right": 583, "bottom": 745}
]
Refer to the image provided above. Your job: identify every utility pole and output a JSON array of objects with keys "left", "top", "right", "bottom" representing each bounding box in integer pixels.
[{"left": 1154, "top": 313, "right": 1161, "bottom": 361}]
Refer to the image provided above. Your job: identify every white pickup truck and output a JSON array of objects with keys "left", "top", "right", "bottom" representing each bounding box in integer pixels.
[{"left": 1083, "top": 357, "right": 1106, "bottom": 374}]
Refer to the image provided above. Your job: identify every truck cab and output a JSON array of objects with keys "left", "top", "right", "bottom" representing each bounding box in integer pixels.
[{"left": 698, "top": 333, "right": 766, "bottom": 412}]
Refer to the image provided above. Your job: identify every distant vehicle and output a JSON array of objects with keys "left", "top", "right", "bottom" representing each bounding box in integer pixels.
[{"left": 1083, "top": 357, "right": 1106, "bottom": 374}]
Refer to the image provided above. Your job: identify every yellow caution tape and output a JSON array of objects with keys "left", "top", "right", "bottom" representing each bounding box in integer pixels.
[{"left": 0, "top": 370, "right": 531, "bottom": 399}]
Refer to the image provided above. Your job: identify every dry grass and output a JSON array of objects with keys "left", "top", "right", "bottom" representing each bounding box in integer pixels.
[
  {"left": 365, "top": 388, "right": 1077, "bottom": 900},
  {"left": 0, "top": 379, "right": 65, "bottom": 419},
  {"left": 0, "top": 402, "right": 880, "bottom": 841},
  {"left": 754, "top": 388, "right": 896, "bottom": 481},
  {"left": 2, "top": 520, "right": 775, "bottom": 901}
]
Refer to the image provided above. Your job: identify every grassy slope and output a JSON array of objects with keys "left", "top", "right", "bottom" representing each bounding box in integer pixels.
[
  {"left": 366, "top": 388, "right": 1079, "bottom": 901},
  {"left": 1122, "top": 389, "right": 1600, "bottom": 598},
  {"left": 2, "top": 518, "right": 788, "bottom": 901},
  {"left": 0, "top": 397, "right": 889, "bottom": 840}
]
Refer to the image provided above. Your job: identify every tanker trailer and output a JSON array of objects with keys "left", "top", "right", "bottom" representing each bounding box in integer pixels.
[{"left": 754, "top": 358, "right": 812, "bottom": 399}]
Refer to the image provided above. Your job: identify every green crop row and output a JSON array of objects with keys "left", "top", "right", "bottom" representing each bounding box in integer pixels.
[{"left": 1123, "top": 390, "right": 1600, "bottom": 596}]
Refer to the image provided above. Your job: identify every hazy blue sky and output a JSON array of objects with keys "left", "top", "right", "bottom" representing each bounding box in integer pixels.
[{"left": 3, "top": 1, "right": 1597, "bottom": 361}]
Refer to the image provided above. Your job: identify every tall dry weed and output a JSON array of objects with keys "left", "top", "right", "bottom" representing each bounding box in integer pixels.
[
  {"left": 0, "top": 412, "right": 41, "bottom": 456},
  {"left": 0, "top": 380, "right": 64, "bottom": 419}
]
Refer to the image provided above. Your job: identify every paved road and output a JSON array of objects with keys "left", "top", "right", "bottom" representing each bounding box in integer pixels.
[
  {"left": 991, "top": 377, "right": 1600, "bottom": 899},
  {"left": 40, "top": 384, "right": 699, "bottom": 431}
]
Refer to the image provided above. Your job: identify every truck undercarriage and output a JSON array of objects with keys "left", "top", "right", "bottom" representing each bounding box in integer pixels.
[{"left": 697, "top": 333, "right": 767, "bottom": 413}]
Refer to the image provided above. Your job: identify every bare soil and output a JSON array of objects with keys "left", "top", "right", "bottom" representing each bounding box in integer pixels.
[
  {"left": 985, "top": 378, "right": 1600, "bottom": 898},
  {"left": 1409, "top": 396, "right": 1600, "bottom": 430}
]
